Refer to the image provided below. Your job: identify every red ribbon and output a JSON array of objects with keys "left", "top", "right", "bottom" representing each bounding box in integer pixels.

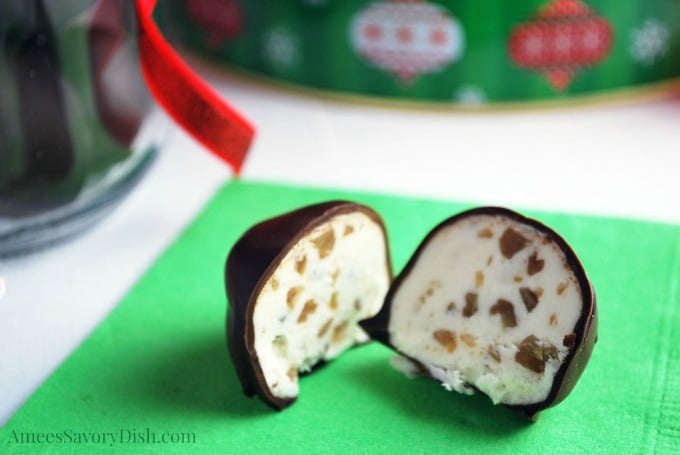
[{"left": 134, "top": 0, "right": 254, "bottom": 174}]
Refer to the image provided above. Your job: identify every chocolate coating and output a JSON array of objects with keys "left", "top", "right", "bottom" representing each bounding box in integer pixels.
[
  {"left": 226, "top": 201, "right": 392, "bottom": 410},
  {"left": 361, "top": 207, "right": 597, "bottom": 420}
]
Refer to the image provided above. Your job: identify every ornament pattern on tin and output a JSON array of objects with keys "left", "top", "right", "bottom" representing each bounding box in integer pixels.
[
  {"left": 262, "top": 26, "right": 301, "bottom": 72},
  {"left": 508, "top": 0, "right": 613, "bottom": 91},
  {"left": 350, "top": 0, "right": 464, "bottom": 84},
  {"left": 184, "top": 0, "right": 243, "bottom": 49},
  {"left": 630, "top": 19, "right": 669, "bottom": 66},
  {"left": 454, "top": 85, "right": 486, "bottom": 106}
]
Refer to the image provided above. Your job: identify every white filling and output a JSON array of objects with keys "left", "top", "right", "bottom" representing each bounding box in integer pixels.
[
  {"left": 389, "top": 214, "right": 583, "bottom": 405},
  {"left": 253, "top": 212, "right": 390, "bottom": 399}
]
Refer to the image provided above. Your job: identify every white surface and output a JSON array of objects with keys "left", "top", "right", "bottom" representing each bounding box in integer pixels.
[{"left": 1, "top": 62, "right": 680, "bottom": 425}]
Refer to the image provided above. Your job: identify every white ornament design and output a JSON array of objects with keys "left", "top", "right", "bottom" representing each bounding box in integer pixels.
[
  {"left": 454, "top": 85, "right": 486, "bottom": 106},
  {"left": 630, "top": 19, "right": 669, "bottom": 66},
  {"left": 262, "top": 26, "right": 301, "bottom": 71},
  {"left": 350, "top": 1, "right": 464, "bottom": 83}
]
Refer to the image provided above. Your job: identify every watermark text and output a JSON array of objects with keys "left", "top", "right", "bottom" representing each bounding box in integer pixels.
[{"left": 7, "top": 428, "right": 196, "bottom": 445}]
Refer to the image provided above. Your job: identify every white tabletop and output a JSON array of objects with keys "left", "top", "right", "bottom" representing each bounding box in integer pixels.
[{"left": 1, "top": 61, "right": 679, "bottom": 425}]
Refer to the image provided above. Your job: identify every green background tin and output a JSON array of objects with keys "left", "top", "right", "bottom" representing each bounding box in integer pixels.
[{"left": 161, "top": 0, "right": 680, "bottom": 105}]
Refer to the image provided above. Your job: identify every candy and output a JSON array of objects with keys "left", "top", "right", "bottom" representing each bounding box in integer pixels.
[
  {"left": 360, "top": 207, "right": 597, "bottom": 420},
  {"left": 225, "top": 201, "right": 392, "bottom": 409}
]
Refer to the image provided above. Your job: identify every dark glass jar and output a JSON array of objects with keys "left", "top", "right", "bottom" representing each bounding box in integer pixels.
[{"left": 0, "top": 0, "right": 159, "bottom": 256}]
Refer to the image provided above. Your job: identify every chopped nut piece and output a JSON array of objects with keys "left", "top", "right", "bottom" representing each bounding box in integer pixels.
[
  {"left": 549, "top": 314, "right": 558, "bottom": 326},
  {"left": 273, "top": 335, "right": 287, "bottom": 350},
  {"left": 487, "top": 256, "right": 493, "bottom": 266},
  {"left": 295, "top": 256, "right": 307, "bottom": 274},
  {"left": 499, "top": 228, "right": 529, "bottom": 259},
  {"left": 354, "top": 299, "right": 362, "bottom": 311},
  {"left": 297, "top": 299, "right": 318, "bottom": 323},
  {"left": 330, "top": 269, "right": 340, "bottom": 284},
  {"left": 490, "top": 299, "right": 517, "bottom": 328},
  {"left": 446, "top": 302, "right": 456, "bottom": 312},
  {"left": 475, "top": 270, "right": 485, "bottom": 288},
  {"left": 311, "top": 228, "right": 336, "bottom": 259},
  {"left": 271, "top": 277, "right": 280, "bottom": 291},
  {"left": 515, "top": 335, "right": 558, "bottom": 374},
  {"left": 318, "top": 318, "right": 333, "bottom": 337},
  {"left": 519, "top": 287, "right": 539, "bottom": 312},
  {"left": 461, "top": 333, "right": 476, "bottom": 348},
  {"left": 343, "top": 225, "right": 355, "bottom": 236},
  {"left": 286, "top": 368, "right": 298, "bottom": 381},
  {"left": 478, "top": 227, "right": 493, "bottom": 238},
  {"left": 563, "top": 333, "right": 577, "bottom": 348},
  {"left": 329, "top": 291, "right": 339, "bottom": 310},
  {"left": 286, "top": 287, "right": 303, "bottom": 310},
  {"left": 463, "top": 292, "right": 478, "bottom": 317},
  {"left": 527, "top": 252, "right": 545, "bottom": 275},
  {"left": 535, "top": 287, "right": 544, "bottom": 297},
  {"left": 332, "top": 321, "right": 349, "bottom": 343},
  {"left": 488, "top": 345, "right": 501, "bottom": 362},
  {"left": 513, "top": 275, "right": 524, "bottom": 283},
  {"left": 433, "top": 330, "right": 457, "bottom": 353},
  {"left": 557, "top": 281, "right": 569, "bottom": 295}
]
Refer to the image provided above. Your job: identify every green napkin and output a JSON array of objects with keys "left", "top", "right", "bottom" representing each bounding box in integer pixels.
[{"left": 2, "top": 180, "right": 679, "bottom": 454}]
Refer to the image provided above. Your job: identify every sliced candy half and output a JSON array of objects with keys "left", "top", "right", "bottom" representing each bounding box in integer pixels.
[
  {"left": 361, "top": 207, "right": 597, "bottom": 420},
  {"left": 226, "top": 201, "right": 392, "bottom": 409}
]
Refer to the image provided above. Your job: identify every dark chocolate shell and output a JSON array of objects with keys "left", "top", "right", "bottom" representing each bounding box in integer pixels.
[
  {"left": 226, "top": 201, "right": 392, "bottom": 410},
  {"left": 361, "top": 207, "right": 597, "bottom": 420}
]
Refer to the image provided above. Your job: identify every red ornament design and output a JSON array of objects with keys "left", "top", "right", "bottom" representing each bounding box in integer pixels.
[
  {"left": 509, "top": 0, "right": 613, "bottom": 91},
  {"left": 185, "top": 0, "right": 243, "bottom": 49},
  {"left": 351, "top": 0, "right": 464, "bottom": 84}
]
